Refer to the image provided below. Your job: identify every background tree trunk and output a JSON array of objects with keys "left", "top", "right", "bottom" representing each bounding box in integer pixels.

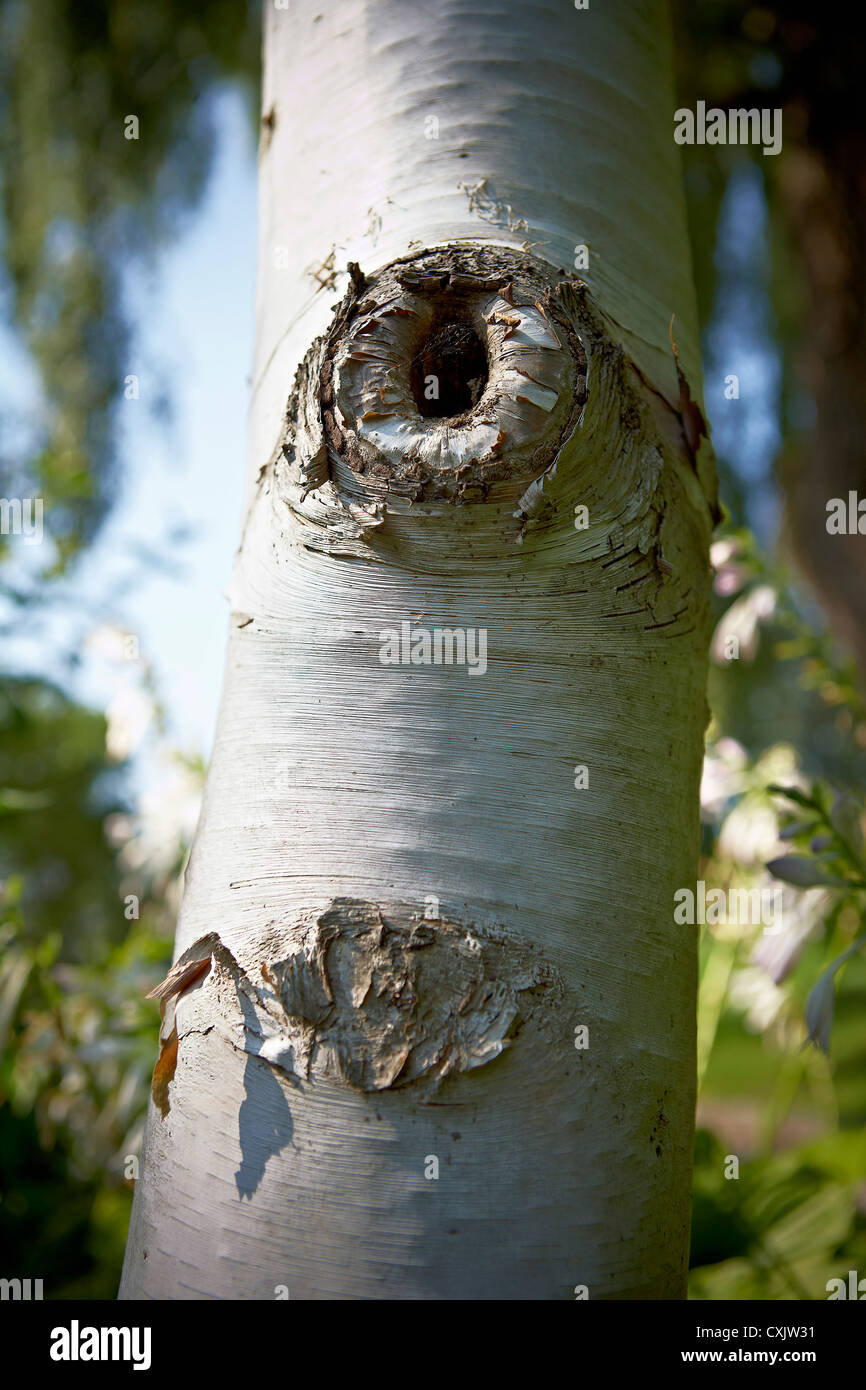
[{"left": 121, "top": 0, "right": 716, "bottom": 1300}]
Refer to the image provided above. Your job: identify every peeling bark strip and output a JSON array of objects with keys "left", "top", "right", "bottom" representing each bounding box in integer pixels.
[
  {"left": 147, "top": 936, "right": 221, "bottom": 1117},
  {"left": 150, "top": 1023, "right": 178, "bottom": 1120},
  {"left": 146, "top": 941, "right": 216, "bottom": 1003},
  {"left": 154, "top": 901, "right": 564, "bottom": 1099}
]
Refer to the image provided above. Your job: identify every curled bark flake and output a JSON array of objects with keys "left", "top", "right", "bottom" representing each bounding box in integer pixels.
[
  {"left": 146, "top": 934, "right": 220, "bottom": 1002},
  {"left": 150, "top": 1023, "right": 178, "bottom": 1119},
  {"left": 147, "top": 932, "right": 248, "bottom": 1119}
]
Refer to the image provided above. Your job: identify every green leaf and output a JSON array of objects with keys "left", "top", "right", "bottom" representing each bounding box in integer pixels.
[
  {"left": 805, "top": 936, "right": 866, "bottom": 1052},
  {"left": 766, "top": 784, "right": 818, "bottom": 811},
  {"left": 765, "top": 856, "right": 849, "bottom": 888},
  {"left": 829, "top": 793, "right": 864, "bottom": 857},
  {"left": 778, "top": 820, "right": 821, "bottom": 841}
]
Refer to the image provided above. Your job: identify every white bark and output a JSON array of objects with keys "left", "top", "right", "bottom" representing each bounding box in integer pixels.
[{"left": 121, "top": 0, "right": 716, "bottom": 1300}]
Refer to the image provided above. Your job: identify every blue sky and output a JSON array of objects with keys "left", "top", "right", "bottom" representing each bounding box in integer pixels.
[{"left": 0, "top": 88, "right": 257, "bottom": 767}]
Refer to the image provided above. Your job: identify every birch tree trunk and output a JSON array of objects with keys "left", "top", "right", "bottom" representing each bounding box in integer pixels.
[{"left": 120, "top": 0, "right": 717, "bottom": 1301}]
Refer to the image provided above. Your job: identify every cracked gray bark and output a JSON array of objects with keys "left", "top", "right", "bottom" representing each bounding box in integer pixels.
[{"left": 120, "top": 0, "right": 717, "bottom": 1301}]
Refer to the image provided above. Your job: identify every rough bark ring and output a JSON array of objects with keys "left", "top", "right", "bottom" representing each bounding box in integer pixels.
[{"left": 321, "top": 249, "right": 587, "bottom": 502}]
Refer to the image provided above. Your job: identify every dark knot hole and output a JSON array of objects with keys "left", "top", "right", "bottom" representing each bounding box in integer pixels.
[{"left": 410, "top": 312, "right": 488, "bottom": 420}]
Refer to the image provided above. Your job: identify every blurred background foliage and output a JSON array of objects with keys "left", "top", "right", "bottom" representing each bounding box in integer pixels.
[
  {"left": 671, "top": 0, "right": 866, "bottom": 1299},
  {"left": 0, "top": 0, "right": 259, "bottom": 572},
  {"left": 1, "top": 0, "right": 865, "bottom": 1299}
]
